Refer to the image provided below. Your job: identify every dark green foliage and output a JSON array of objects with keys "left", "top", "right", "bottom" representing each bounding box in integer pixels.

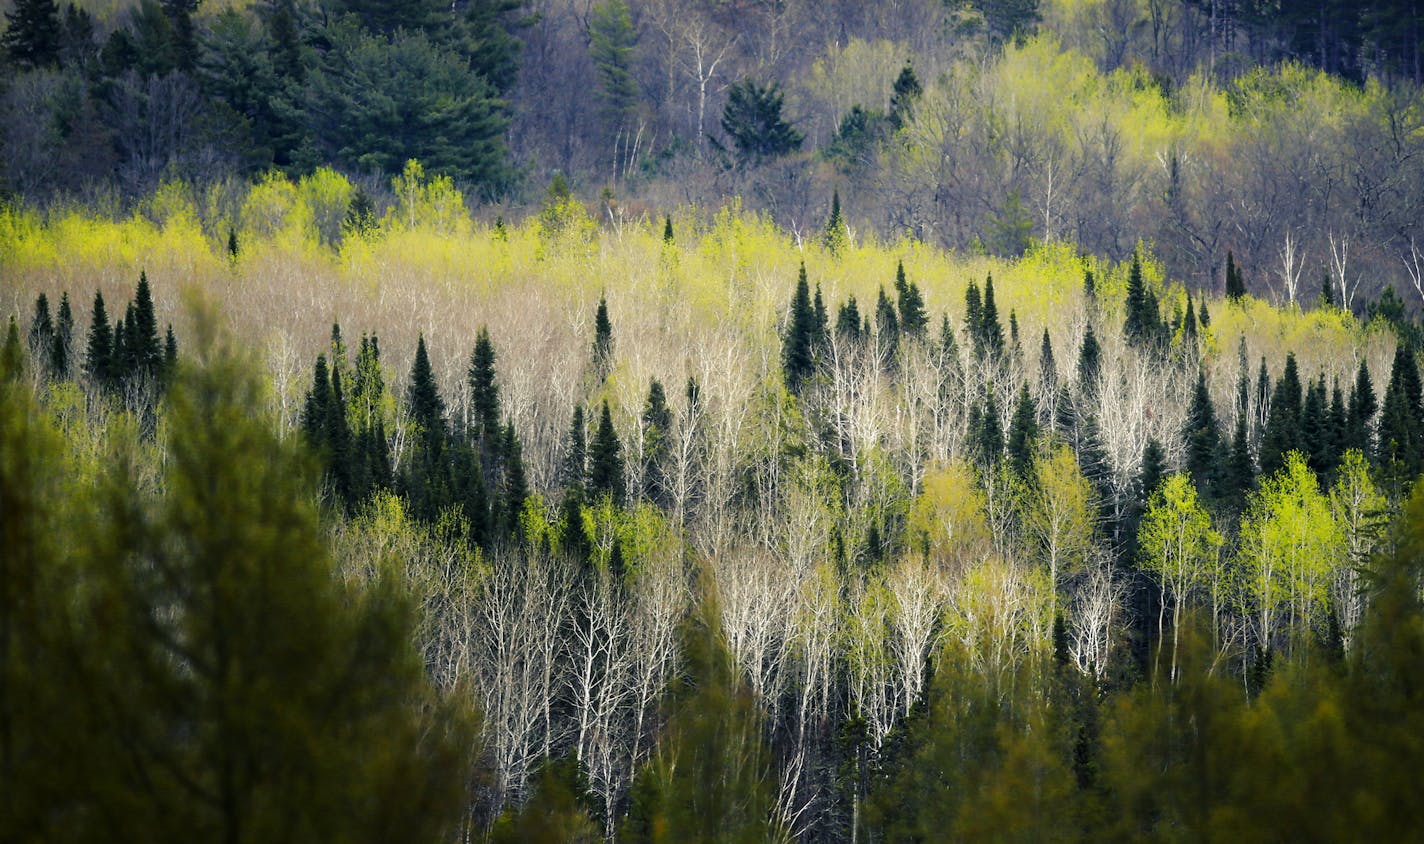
[
  {"left": 0, "top": 337, "right": 473, "bottom": 843},
  {"left": 825, "top": 105, "right": 886, "bottom": 172},
  {"left": 642, "top": 379, "right": 672, "bottom": 505},
  {"left": 468, "top": 326, "right": 500, "bottom": 444},
  {"left": 492, "top": 756, "right": 600, "bottom": 842},
  {"left": 1139, "top": 437, "right": 1167, "bottom": 502},
  {"left": 84, "top": 290, "right": 110, "bottom": 385},
  {"left": 970, "top": 393, "right": 1003, "bottom": 467},
  {"left": 3, "top": 316, "right": 24, "bottom": 377},
  {"left": 1006, "top": 385, "right": 1038, "bottom": 476},
  {"left": 1077, "top": 325, "right": 1101, "bottom": 392},
  {"left": 131, "top": 271, "right": 161, "bottom": 377},
  {"left": 1301, "top": 374, "right": 1332, "bottom": 476},
  {"left": 812, "top": 284, "right": 829, "bottom": 350},
  {"left": 888, "top": 61, "right": 921, "bottom": 129},
  {"left": 564, "top": 404, "right": 587, "bottom": 492},
  {"left": 720, "top": 78, "right": 803, "bottom": 164},
  {"left": 593, "top": 294, "right": 614, "bottom": 379},
  {"left": 964, "top": 279, "right": 983, "bottom": 348},
  {"left": 836, "top": 296, "right": 863, "bottom": 343},
  {"left": 1348, "top": 359, "right": 1377, "bottom": 454},
  {"left": 401, "top": 335, "right": 452, "bottom": 521},
  {"left": 587, "top": 400, "right": 624, "bottom": 504},
  {"left": 160, "top": 0, "right": 197, "bottom": 71},
  {"left": 663, "top": 215, "right": 674, "bottom": 243},
  {"left": 986, "top": 188, "right": 1034, "bottom": 257},
  {"left": 306, "top": 24, "right": 510, "bottom": 192},
  {"left": 27, "top": 293, "right": 52, "bottom": 365},
  {"left": 895, "top": 261, "right": 929, "bottom": 340},
  {"left": 1198, "top": 298, "right": 1211, "bottom": 329},
  {"left": 1225, "top": 250, "right": 1246, "bottom": 300},
  {"left": 1224, "top": 409, "right": 1255, "bottom": 509},
  {"left": 824, "top": 189, "right": 846, "bottom": 251},
  {"left": 332, "top": 0, "right": 441, "bottom": 38},
  {"left": 1123, "top": 252, "right": 1162, "bottom": 348},
  {"left": 981, "top": 274, "right": 1004, "bottom": 356},
  {"left": 589, "top": 0, "right": 638, "bottom": 141},
  {"left": 1082, "top": 265, "right": 1096, "bottom": 301},
  {"left": 302, "top": 352, "right": 333, "bottom": 445},
  {"left": 1259, "top": 353, "right": 1303, "bottom": 477},
  {"left": 2, "top": 0, "right": 61, "bottom": 69},
  {"left": 782, "top": 264, "right": 818, "bottom": 393},
  {"left": 1182, "top": 295, "right": 1198, "bottom": 340},
  {"left": 500, "top": 422, "right": 528, "bottom": 536},
  {"left": 50, "top": 292, "right": 73, "bottom": 377},
  {"left": 875, "top": 285, "right": 899, "bottom": 361},
  {"left": 1039, "top": 328, "right": 1057, "bottom": 396},
  {"left": 1377, "top": 343, "right": 1424, "bottom": 484},
  {"left": 1183, "top": 370, "right": 1221, "bottom": 498}
]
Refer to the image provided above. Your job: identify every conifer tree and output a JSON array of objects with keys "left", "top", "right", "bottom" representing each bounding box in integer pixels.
[
  {"left": 85, "top": 291, "right": 111, "bottom": 386},
  {"left": 836, "top": 296, "right": 862, "bottom": 343},
  {"left": 823, "top": 189, "right": 846, "bottom": 252},
  {"left": 875, "top": 286, "right": 899, "bottom": 362},
  {"left": 1348, "top": 359, "right": 1377, "bottom": 454},
  {"left": 501, "top": 423, "right": 528, "bottom": 536},
  {"left": 302, "top": 353, "right": 332, "bottom": 447},
  {"left": 110, "top": 312, "right": 128, "bottom": 386},
  {"left": 1139, "top": 437, "right": 1167, "bottom": 502},
  {"left": 1006, "top": 386, "right": 1039, "bottom": 476},
  {"left": 980, "top": 274, "right": 1004, "bottom": 357},
  {"left": 1256, "top": 357, "right": 1272, "bottom": 438},
  {"left": 469, "top": 326, "right": 501, "bottom": 444},
  {"left": 1301, "top": 374, "right": 1330, "bottom": 476},
  {"left": 1083, "top": 266, "right": 1097, "bottom": 302},
  {"left": 1077, "top": 325, "right": 1102, "bottom": 393},
  {"left": 663, "top": 215, "right": 674, "bottom": 243},
  {"left": 407, "top": 336, "right": 445, "bottom": 442},
  {"left": 971, "top": 393, "right": 1003, "bottom": 467},
  {"left": 782, "top": 264, "right": 817, "bottom": 393},
  {"left": 1377, "top": 344, "right": 1424, "bottom": 483},
  {"left": 642, "top": 379, "right": 671, "bottom": 505},
  {"left": 1039, "top": 329, "right": 1057, "bottom": 396},
  {"left": 50, "top": 292, "right": 72, "bottom": 377},
  {"left": 1224, "top": 410, "right": 1255, "bottom": 509},
  {"left": 1183, "top": 370, "right": 1221, "bottom": 498},
  {"left": 1225, "top": 250, "right": 1246, "bottom": 300},
  {"left": 1124, "top": 252, "right": 1160, "bottom": 348},
  {"left": 965, "top": 279, "right": 983, "bottom": 346},
  {"left": 132, "top": 272, "right": 161, "bottom": 378},
  {"left": 27, "top": 294, "right": 52, "bottom": 367},
  {"left": 162, "top": 325, "right": 177, "bottom": 379},
  {"left": 1198, "top": 298, "right": 1211, "bottom": 329},
  {"left": 1260, "top": 353, "right": 1304, "bottom": 476},
  {"left": 2, "top": 0, "right": 61, "bottom": 69},
  {"left": 887, "top": 61, "right": 921, "bottom": 130},
  {"left": 812, "top": 285, "right": 829, "bottom": 351},
  {"left": 326, "top": 361, "right": 354, "bottom": 506},
  {"left": 895, "top": 261, "right": 928, "bottom": 340},
  {"left": 1183, "top": 296, "right": 1198, "bottom": 340},
  {"left": 2, "top": 315, "right": 21, "bottom": 377},
  {"left": 564, "top": 405, "right": 587, "bottom": 492},
  {"left": 593, "top": 295, "right": 614, "bottom": 380},
  {"left": 588, "top": 400, "right": 625, "bottom": 504}
]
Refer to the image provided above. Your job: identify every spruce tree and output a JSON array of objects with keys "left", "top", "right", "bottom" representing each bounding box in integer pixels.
[
  {"left": 964, "top": 279, "right": 983, "bottom": 351},
  {"left": 1259, "top": 353, "right": 1303, "bottom": 476},
  {"left": 2, "top": 0, "right": 61, "bottom": 69},
  {"left": 663, "top": 215, "right": 674, "bottom": 243},
  {"left": 593, "top": 295, "right": 614, "bottom": 379},
  {"left": 326, "top": 358, "right": 354, "bottom": 507},
  {"left": 564, "top": 405, "right": 587, "bottom": 492},
  {"left": 302, "top": 353, "right": 332, "bottom": 448},
  {"left": 27, "top": 294, "right": 52, "bottom": 366},
  {"left": 84, "top": 291, "right": 111, "bottom": 386},
  {"left": 1077, "top": 325, "right": 1102, "bottom": 393},
  {"left": 1139, "top": 437, "right": 1167, "bottom": 502},
  {"left": 642, "top": 379, "right": 671, "bottom": 504},
  {"left": 588, "top": 400, "right": 625, "bottom": 504},
  {"left": 2, "top": 315, "right": 21, "bottom": 377},
  {"left": 823, "top": 189, "right": 846, "bottom": 252},
  {"left": 1083, "top": 266, "right": 1097, "bottom": 302},
  {"left": 403, "top": 336, "right": 451, "bottom": 521},
  {"left": 971, "top": 394, "right": 1003, "bottom": 467},
  {"left": 1224, "top": 410, "right": 1255, "bottom": 509},
  {"left": 1183, "top": 370, "right": 1221, "bottom": 498},
  {"left": 1348, "top": 359, "right": 1377, "bottom": 454},
  {"left": 1198, "top": 298, "right": 1211, "bottom": 329},
  {"left": 1006, "top": 386, "right": 1039, "bottom": 476},
  {"left": 781, "top": 264, "right": 817, "bottom": 393},
  {"left": 501, "top": 423, "right": 528, "bottom": 536},
  {"left": 980, "top": 274, "right": 1004, "bottom": 357},
  {"left": 1039, "top": 329, "right": 1057, "bottom": 396},
  {"left": 1183, "top": 296, "right": 1198, "bottom": 340},
  {"left": 887, "top": 61, "right": 921, "bottom": 129},
  {"left": 875, "top": 286, "right": 899, "bottom": 362},
  {"left": 1377, "top": 344, "right": 1424, "bottom": 483},
  {"left": 895, "top": 261, "right": 928, "bottom": 340},
  {"left": 132, "top": 271, "right": 161, "bottom": 378},
  {"left": 50, "top": 292, "right": 72, "bottom": 377},
  {"left": 836, "top": 296, "right": 862, "bottom": 343},
  {"left": 407, "top": 336, "right": 445, "bottom": 443},
  {"left": 163, "top": 325, "right": 177, "bottom": 379},
  {"left": 1301, "top": 374, "right": 1330, "bottom": 476},
  {"left": 812, "top": 285, "right": 829, "bottom": 350},
  {"left": 468, "top": 326, "right": 500, "bottom": 444},
  {"left": 1225, "top": 250, "right": 1246, "bottom": 300}
]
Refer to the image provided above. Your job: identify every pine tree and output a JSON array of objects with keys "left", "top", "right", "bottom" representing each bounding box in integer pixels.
[
  {"left": 84, "top": 291, "right": 111, "bottom": 386},
  {"left": 836, "top": 296, "right": 862, "bottom": 343},
  {"left": 1124, "top": 252, "right": 1160, "bottom": 348},
  {"left": 227, "top": 228, "right": 240, "bottom": 261},
  {"left": 564, "top": 405, "right": 587, "bottom": 492},
  {"left": 1224, "top": 410, "right": 1255, "bottom": 509},
  {"left": 887, "top": 61, "right": 921, "bottom": 129},
  {"left": 1039, "top": 329, "right": 1057, "bottom": 397},
  {"left": 812, "top": 285, "right": 829, "bottom": 351},
  {"left": 895, "top": 261, "right": 928, "bottom": 340},
  {"left": 1183, "top": 370, "right": 1221, "bottom": 498},
  {"left": 593, "top": 295, "right": 614, "bottom": 379},
  {"left": 782, "top": 264, "right": 817, "bottom": 393},
  {"left": 589, "top": 0, "right": 639, "bottom": 148},
  {"left": 642, "top": 379, "right": 672, "bottom": 504},
  {"left": 1301, "top": 374, "right": 1330, "bottom": 477},
  {"left": 163, "top": 325, "right": 177, "bottom": 379},
  {"left": 964, "top": 279, "right": 983, "bottom": 351},
  {"left": 1139, "top": 437, "right": 1167, "bottom": 501},
  {"left": 501, "top": 423, "right": 528, "bottom": 536},
  {"left": 402, "top": 336, "right": 451, "bottom": 521},
  {"left": 1259, "top": 353, "right": 1304, "bottom": 476},
  {"left": 1182, "top": 296, "right": 1198, "bottom": 341},
  {"left": 326, "top": 357, "right": 354, "bottom": 506},
  {"left": 468, "top": 326, "right": 500, "bottom": 444},
  {"left": 971, "top": 393, "right": 1004, "bottom": 467},
  {"left": 50, "top": 292, "right": 73, "bottom": 377},
  {"left": 302, "top": 353, "right": 332, "bottom": 447},
  {"left": 1077, "top": 325, "right": 1102, "bottom": 393},
  {"left": 1198, "top": 298, "right": 1211, "bottom": 329},
  {"left": 720, "top": 78, "right": 803, "bottom": 164},
  {"left": 1225, "top": 250, "right": 1246, "bottom": 300},
  {"left": 1006, "top": 386, "right": 1039, "bottom": 476},
  {"left": 588, "top": 400, "right": 625, "bottom": 504},
  {"left": 132, "top": 271, "right": 161, "bottom": 378},
  {"left": 663, "top": 215, "right": 674, "bottom": 243},
  {"left": 2, "top": 0, "right": 61, "bottom": 69},
  {"left": 407, "top": 336, "right": 445, "bottom": 443}
]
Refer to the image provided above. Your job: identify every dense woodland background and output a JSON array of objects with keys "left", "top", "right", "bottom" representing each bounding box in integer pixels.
[
  {"left": 5, "top": 1, "right": 1424, "bottom": 843},
  {"left": 7, "top": 0, "right": 1424, "bottom": 299}
]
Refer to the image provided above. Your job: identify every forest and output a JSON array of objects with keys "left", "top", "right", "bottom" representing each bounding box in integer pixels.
[{"left": 4, "top": 1, "right": 1424, "bottom": 843}]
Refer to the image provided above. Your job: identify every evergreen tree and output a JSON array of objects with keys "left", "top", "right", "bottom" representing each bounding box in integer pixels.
[
  {"left": 1260, "top": 353, "right": 1304, "bottom": 476},
  {"left": 403, "top": 336, "right": 451, "bottom": 521},
  {"left": 895, "top": 261, "right": 929, "bottom": 340},
  {"left": 1183, "top": 370, "right": 1221, "bottom": 498},
  {"left": 1077, "top": 325, "right": 1102, "bottom": 393},
  {"left": 1256, "top": 357, "right": 1272, "bottom": 438},
  {"left": 1327, "top": 378, "right": 1348, "bottom": 476},
  {"left": 1301, "top": 374, "right": 1331, "bottom": 477},
  {"left": 160, "top": 0, "right": 197, "bottom": 71},
  {"left": 663, "top": 215, "right": 674, "bottom": 243},
  {"left": 1039, "top": 329, "right": 1057, "bottom": 397},
  {"left": 1224, "top": 410, "right": 1255, "bottom": 509},
  {"left": 1377, "top": 344, "right": 1424, "bottom": 483},
  {"left": 407, "top": 336, "right": 445, "bottom": 442},
  {"left": 875, "top": 286, "right": 899, "bottom": 362},
  {"left": 589, "top": 0, "right": 639, "bottom": 150},
  {"left": 84, "top": 291, "right": 111, "bottom": 386},
  {"left": 163, "top": 325, "right": 177, "bottom": 379},
  {"left": 501, "top": 422, "right": 528, "bottom": 536},
  {"left": 2, "top": 315, "right": 21, "bottom": 377},
  {"left": 1225, "top": 250, "right": 1246, "bottom": 300},
  {"left": 27, "top": 293, "right": 52, "bottom": 366},
  {"left": 888, "top": 61, "right": 921, "bottom": 130},
  {"left": 302, "top": 353, "right": 332, "bottom": 447},
  {"left": 588, "top": 400, "right": 625, "bottom": 504},
  {"left": 326, "top": 357, "right": 353, "bottom": 506},
  {"left": 1198, "top": 298, "right": 1211, "bottom": 329},
  {"left": 720, "top": 78, "right": 803, "bottom": 164},
  {"left": 971, "top": 394, "right": 1004, "bottom": 467},
  {"left": 642, "top": 379, "right": 672, "bottom": 505},
  {"left": 2, "top": 0, "right": 61, "bottom": 69},
  {"left": 964, "top": 279, "right": 983, "bottom": 351},
  {"left": 1139, "top": 437, "right": 1167, "bottom": 502},
  {"left": 593, "top": 294, "right": 614, "bottom": 379},
  {"left": 1006, "top": 386, "right": 1039, "bottom": 476},
  {"left": 1348, "top": 359, "right": 1377, "bottom": 454},
  {"left": 823, "top": 190, "right": 847, "bottom": 252},
  {"left": 836, "top": 296, "right": 862, "bottom": 343},
  {"left": 132, "top": 271, "right": 161, "bottom": 378},
  {"left": 812, "top": 285, "right": 829, "bottom": 351},
  {"left": 469, "top": 326, "right": 501, "bottom": 444},
  {"left": 1124, "top": 252, "right": 1160, "bottom": 348},
  {"left": 564, "top": 404, "right": 587, "bottom": 492},
  {"left": 1183, "top": 296, "right": 1198, "bottom": 341},
  {"left": 980, "top": 274, "right": 1005, "bottom": 357},
  {"left": 50, "top": 292, "right": 73, "bottom": 377},
  {"left": 781, "top": 264, "right": 817, "bottom": 393},
  {"left": 1083, "top": 265, "right": 1097, "bottom": 302}
]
